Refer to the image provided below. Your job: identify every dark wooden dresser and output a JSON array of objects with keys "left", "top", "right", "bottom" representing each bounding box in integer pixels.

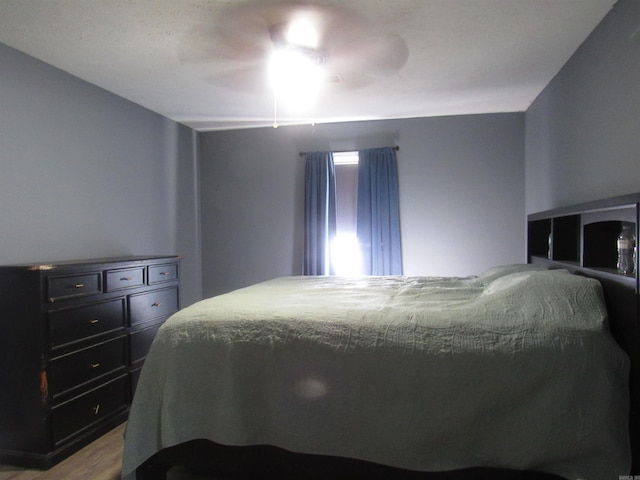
[{"left": 0, "top": 255, "right": 180, "bottom": 469}]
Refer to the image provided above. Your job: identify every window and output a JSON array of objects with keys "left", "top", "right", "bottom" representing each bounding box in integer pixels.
[
  {"left": 304, "top": 147, "right": 402, "bottom": 276},
  {"left": 332, "top": 152, "right": 362, "bottom": 275}
]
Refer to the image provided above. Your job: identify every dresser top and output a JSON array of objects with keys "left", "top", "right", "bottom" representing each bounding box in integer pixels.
[{"left": 0, "top": 255, "right": 180, "bottom": 271}]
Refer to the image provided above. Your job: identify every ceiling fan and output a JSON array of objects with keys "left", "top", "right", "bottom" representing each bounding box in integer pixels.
[{"left": 178, "top": 0, "right": 409, "bottom": 96}]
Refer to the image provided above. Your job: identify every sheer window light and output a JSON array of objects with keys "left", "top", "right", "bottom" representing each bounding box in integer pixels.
[{"left": 332, "top": 151, "right": 362, "bottom": 276}]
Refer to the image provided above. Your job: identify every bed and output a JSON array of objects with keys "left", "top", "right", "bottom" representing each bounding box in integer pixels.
[{"left": 121, "top": 264, "right": 631, "bottom": 480}]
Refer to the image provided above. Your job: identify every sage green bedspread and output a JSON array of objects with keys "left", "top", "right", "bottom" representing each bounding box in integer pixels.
[{"left": 122, "top": 265, "right": 630, "bottom": 479}]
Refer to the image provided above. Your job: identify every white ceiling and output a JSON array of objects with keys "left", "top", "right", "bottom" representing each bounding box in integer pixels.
[{"left": 0, "top": 0, "right": 617, "bottom": 131}]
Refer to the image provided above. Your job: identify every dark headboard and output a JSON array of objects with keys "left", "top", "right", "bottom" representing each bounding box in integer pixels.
[{"left": 527, "top": 193, "right": 639, "bottom": 471}]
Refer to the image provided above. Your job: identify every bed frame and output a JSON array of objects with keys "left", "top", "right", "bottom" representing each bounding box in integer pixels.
[
  {"left": 134, "top": 193, "right": 640, "bottom": 479},
  {"left": 527, "top": 193, "right": 639, "bottom": 474}
]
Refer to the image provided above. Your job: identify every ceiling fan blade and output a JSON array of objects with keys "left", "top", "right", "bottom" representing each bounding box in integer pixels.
[
  {"left": 204, "top": 64, "right": 269, "bottom": 94},
  {"left": 325, "top": 31, "right": 409, "bottom": 90},
  {"left": 178, "top": 22, "right": 270, "bottom": 65}
]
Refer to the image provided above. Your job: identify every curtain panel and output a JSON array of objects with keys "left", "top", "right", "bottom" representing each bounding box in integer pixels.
[
  {"left": 357, "top": 147, "right": 403, "bottom": 275},
  {"left": 303, "top": 152, "right": 337, "bottom": 275}
]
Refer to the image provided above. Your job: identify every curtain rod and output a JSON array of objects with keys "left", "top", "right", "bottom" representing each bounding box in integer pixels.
[{"left": 298, "top": 145, "right": 399, "bottom": 157}]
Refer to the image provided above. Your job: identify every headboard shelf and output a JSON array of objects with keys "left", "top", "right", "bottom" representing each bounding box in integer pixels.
[
  {"left": 528, "top": 193, "right": 640, "bottom": 471},
  {"left": 528, "top": 193, "right": 639, "bottom": 287},
  {"left": 529, "top": 255, "right": 636, "bottom": 285}
]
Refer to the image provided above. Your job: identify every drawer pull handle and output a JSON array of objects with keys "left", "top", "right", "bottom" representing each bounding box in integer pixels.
[
  {"left": 90, "top": 319, "right": 99, "bottom": 324},
  {"left": 120, "top": 277, "right": 132, "bottom": 281},
  {"left": 159, "top": 272, "right": 170, "bottom": 276},
  {"left": 73, "top": 284, "right": 85, "bottom": 289},
  {"left": 92, "top": 404, "right": 100, "bottom": 415},
  {"left": 90, "top": 363, "right": 100, "bottom": 369},
  {"left": 151, "top": 302, "right": 161, "bottom": 307}
]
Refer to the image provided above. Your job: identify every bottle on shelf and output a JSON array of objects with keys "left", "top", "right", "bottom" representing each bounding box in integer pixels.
[{"left": 617, "top": 224, "right": 636, "bottom": 275}]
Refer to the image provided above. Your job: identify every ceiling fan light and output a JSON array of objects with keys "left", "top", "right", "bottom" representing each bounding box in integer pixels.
[
  {"left": 285, "top": 19, "right": 319, "bottom": 49},
  {"left": 268, "top": 48, "right": 324, "bottom": 108}
]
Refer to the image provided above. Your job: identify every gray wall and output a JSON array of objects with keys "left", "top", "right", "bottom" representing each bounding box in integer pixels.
[
  {"left": 525, "top": 0, "right": 640, "bottom": 214},
  {"left": 0, "top": 43, "right": 202, "bottom": 306},
  {"left": 200, "top": 113, "right": 525, "bottom": 296}
]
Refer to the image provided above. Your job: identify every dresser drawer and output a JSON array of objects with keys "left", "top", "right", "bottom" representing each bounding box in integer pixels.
[
  {"left": 129, "top": 287, "right": 178, "bottom": 326},
  {"left": 130, "top": 322, "right": 162, "bottom": 364},
  {"left": 47, "top": 272, "right": 102, "bottom": 302},
  {"left": 49, "top": 336, "right": 127, "bottom": 396},
  {"left": 148, "top": 263, "right": 178, "bottom": 284},
  {"left": 49, "top": 299, "right": 126, "bottom": 349},
  {"left": 105, "top": 267, "right": 145, "bottom": 292},
  {"left": 51, "top": 375, "right": 128, "bottom": 445}
]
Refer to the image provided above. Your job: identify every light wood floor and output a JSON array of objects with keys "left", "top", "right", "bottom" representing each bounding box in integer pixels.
[
  {"left": 0, "top": 424, "right": 217, "bottom": 480},
  {"left": 0, "top": 424, "right": 125, "bottom": 480}
]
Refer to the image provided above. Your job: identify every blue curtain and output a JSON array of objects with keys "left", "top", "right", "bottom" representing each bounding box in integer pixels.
[
  {"left": 357, "top": 147, "right": 403, "bottom": 275},
  {"left": 304, "top": 152, "right": 337, "bottom": 275}
]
